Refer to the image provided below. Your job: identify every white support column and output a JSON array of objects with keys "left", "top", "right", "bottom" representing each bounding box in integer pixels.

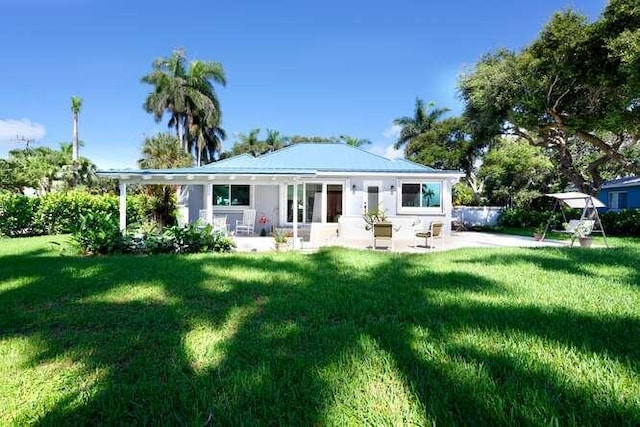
[
  {"left": 293, "top": 180, "right": 299, "bottom": 249},
  {"left": 321, "top": 183, "right": 328, "bottom": 224},
  {"left": 119, "top": 181, "right": 127, "bottom": 231},
  {"left": 204, "top": 184, "right": 213, "bottom": 224}
]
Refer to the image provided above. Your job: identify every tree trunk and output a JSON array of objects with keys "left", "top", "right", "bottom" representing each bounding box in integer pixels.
[
  {"left": 72, "top": 112, "right": 79, "bottom": 162},
  {"left": 72, "top": 112, "right": 79, "bottom": 187}
]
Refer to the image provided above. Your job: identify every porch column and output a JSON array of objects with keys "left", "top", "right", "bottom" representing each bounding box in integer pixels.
[
  {"left": 119, "top": 181, "right": 127, "bottom": 231},
  {"left": 204, "top": 184, "right": 213, "bottom": 224},
  {"left": 293, "top": 180, "right": 299, "bottom": 249}
]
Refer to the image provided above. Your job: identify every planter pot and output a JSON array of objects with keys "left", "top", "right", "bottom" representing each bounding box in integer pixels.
[
  {"left": 578, "top": 237, "right": 593, "bottom": 248},
  {"left": 275, "top": 242, "right": 288, "bottom": 252}
]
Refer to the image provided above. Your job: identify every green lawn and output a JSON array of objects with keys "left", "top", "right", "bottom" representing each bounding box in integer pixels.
[{"left": 1, "top": 235, "right": 639, "bottom": 425}]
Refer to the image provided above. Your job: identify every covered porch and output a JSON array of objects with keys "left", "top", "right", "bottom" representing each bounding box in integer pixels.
[{"left": 107, "top": 171, "right": 348, "bottom": 250}]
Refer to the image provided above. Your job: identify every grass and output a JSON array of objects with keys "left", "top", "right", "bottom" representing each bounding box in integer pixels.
[{"left": 1, "top": 234, "right": 640, "bottom": 425}]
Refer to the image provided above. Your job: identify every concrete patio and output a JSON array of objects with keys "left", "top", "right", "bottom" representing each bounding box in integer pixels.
[{"left": 233, "top": 231, "right": 571, "bottom": 253}]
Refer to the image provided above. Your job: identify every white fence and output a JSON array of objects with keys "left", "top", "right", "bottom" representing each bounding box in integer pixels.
[{"left": 453, "top": 206, "right": 503, "bottom": 228}]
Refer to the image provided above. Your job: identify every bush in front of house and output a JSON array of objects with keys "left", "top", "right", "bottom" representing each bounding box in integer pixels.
[
  {"left": 36, "top": 190, "right": 151, "bottom": 235},
  {"left": 0, "top": 192, "right": 43, "bottom": 236},
  {"left": 0, "top": 190, "right": 152, "bottom": 237},
  {"left": 73, "top": 218, "right": 236, "bottom": 255}
]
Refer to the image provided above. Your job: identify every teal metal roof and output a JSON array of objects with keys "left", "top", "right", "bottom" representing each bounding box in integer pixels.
[
  {"left": 198, "top": 143, "right": 438, "bottom": 174},
  {"left": 98, "top": 143, "right": 462, "bottom": 176}
]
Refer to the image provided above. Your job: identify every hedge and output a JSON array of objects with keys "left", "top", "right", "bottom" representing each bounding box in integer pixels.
[
  {"left": 0, "top": 190, "right": 152, "bottom": 237},
  {"left": 499, "top": 206, "right": 640, "bottom": 237}
]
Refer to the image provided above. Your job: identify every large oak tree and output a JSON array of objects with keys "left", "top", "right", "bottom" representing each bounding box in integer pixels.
[{"left": 459, "top": 0, "right": 640, "bottom": 195}]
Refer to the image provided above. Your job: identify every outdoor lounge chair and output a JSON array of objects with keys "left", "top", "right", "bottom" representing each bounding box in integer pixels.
[
  {"left": 415, "top": 221, "right": 444, "bottom": 248},
  {"left": 235, "top": 209, "right": 256, "bottom": 235}
]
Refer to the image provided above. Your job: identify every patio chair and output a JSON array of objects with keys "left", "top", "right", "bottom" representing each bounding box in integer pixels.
[
  {"left": 212, "top": 215, "right": 228, "bottom": 235},
  {"left": 372, "top": 222, "right": 393, "bottom": 250},
  {"left": 415, "top": 221, "right": 444, "bottom": 249},
  {"left": 235, "top": 209, "right": 256, "bottom": 235}
]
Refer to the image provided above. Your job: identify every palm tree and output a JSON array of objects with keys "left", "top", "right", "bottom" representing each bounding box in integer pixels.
[
  {"left": 393, "top": 98, "right": 449, "bottom": 150},
  {"left": 188, "top": 112, "right": 226, "bottom": 165},
  {"left": 265, "top": 129, "right": 286, "bottom": 152},
  {"left": 340, "top": 135, "right": 371, "bottom": 147},
  {"left": 141, "top": 49, "right": 226, "bottom": 156},
  {"left": 138, "top": 133, "right": 193, "bottom": 169},
  {"left": 235, "top": 128, "right": 262, "bottom": 157},
  {"left": 138, "top": 133, "right": 193, "bottom": 227},
  {"left": 71, "top": 96, "right": 82, "bottom": 162}
]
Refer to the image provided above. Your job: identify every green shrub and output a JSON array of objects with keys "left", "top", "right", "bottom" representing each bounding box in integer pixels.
[
  {"left": 600, "top": 209, "right": 640, "bottom": 236},
  {"left": 0, "top": 192, "right": 42, "bottom": 236},
  {"left": 121, "top": 221, "right": 236, "bottom": 255},
  {"left": 71, "top": 211, "right": 124, "bottom": 255},
  {"left": 37, "top": 191, "right": 116, "bottom": 234},
  {"left": 498, "top": 206, "right": 577, "bottom": 229}
]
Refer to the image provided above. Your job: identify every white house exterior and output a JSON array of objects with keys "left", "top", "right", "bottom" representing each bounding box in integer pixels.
[{"left": 97, "top": 143, "right": 463, "bottom": 245}]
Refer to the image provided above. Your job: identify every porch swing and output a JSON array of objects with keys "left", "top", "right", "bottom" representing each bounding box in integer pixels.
[{"left": 540, "top": 192, "right": 609, "bottom": 248}]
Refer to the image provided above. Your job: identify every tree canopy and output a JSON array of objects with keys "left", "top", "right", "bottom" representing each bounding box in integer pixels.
[
  {"left": 459, "top": 0, "right": 640, "bottom": 194},
  {"left": 1, "top": 143, "right": 97, "bottom": 195}
]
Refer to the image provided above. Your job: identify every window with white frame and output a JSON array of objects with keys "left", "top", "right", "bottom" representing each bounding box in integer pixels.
[
  {"left": 400, "top": 182, "right": 442, "bottom": 209},
  {"left": 608, "top": 191, "right": 627, "bottom": 210},
  {"left": 213, "top": 185, "right": 250, "bottom": 207}
]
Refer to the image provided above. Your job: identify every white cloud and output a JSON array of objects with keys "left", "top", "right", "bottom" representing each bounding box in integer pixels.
[
  {"left": 382, "top": 124, "right": 401, "bottom": 140},
  {"left": 369, "top": 143, "right": 404, "bottom": 160},
  {"left": 384, "top": 144, "right": 403, "bottom": 160},
  {"left": 0, "top": 119, "right": 46, "bottom": 143}
]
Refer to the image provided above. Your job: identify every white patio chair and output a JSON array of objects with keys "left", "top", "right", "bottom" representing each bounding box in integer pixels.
[
  {"left": 213, "top": 215, "right": 228, "bottom": 234},
  {"left": 235, "top": 209, "right": 256, "bottom": 235}
]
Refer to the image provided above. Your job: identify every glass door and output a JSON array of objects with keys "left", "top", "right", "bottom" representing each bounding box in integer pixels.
[
  {"left": 326, "top": 184, "right": 343, "bottom": 222},
  {"left": 367, "top": 186, "right": 379, "bottom": 214}
]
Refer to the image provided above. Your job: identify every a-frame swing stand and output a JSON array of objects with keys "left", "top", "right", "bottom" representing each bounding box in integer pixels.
[{"left": 540, "top": 192, "right": 609, "bottom": 248}]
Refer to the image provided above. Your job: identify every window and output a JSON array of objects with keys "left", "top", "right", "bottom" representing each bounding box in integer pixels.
[
  {"left": 608, "top": 191, "right": 628, "bottom": 210},
  {"left": 213, "top": 185, "right": 250, "bottom": 206},
  {"left": 401, "top": 182, "right": 441, "bottom": 209}
]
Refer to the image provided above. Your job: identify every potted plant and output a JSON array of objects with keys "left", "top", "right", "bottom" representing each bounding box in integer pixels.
[
  {"left": 272, "top": 228, "right": 289, "bottom": 252},
  {"left": 567, "top": 220, "right": 594, "bottom": 247},
  {"left": 363, "top": 209, "right": 389, "bottom": 230}
]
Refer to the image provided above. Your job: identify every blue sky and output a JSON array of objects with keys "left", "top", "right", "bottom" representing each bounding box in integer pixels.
[{"left": 0, "top": 0, "right": 606, "bottom": 169}]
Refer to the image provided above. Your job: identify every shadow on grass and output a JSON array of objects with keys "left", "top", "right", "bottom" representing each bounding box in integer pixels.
[
  {"left": 457, "top": 245, "right": 640, "bottom": 286},
  {"left": 0, "top": 244, "right": 639, "bottom": 425}
]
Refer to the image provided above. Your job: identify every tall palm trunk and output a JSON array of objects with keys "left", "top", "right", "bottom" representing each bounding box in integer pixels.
[{"left": 72, "top": 111, "right": 79, "bottom": 162}]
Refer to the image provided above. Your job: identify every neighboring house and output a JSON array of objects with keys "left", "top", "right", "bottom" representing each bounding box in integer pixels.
[
  {"left": 597, "top": 176, "right": 640, "bottom": 211},
  {"left": 97, "top": 143, "right": 463, "bottom": 243}
]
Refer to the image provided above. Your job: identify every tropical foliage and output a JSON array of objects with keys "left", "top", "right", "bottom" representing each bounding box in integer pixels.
[
  {"left": 0, "top": 144, "right": 97, "bottom": 195},
  {"left": 458, "top": 0, "right": 640, "bottom": 195},
  {"left": 72, "top": 218, "right": 236, "bottom": 255},
  {"left": 138, "top": 133, "right": 192, "bottom": 227},
  {"left": 393, "top": 98, "right": 450, "bottom": 150},
  {"left": 141, "top": 49, "right": 227, "bottom": 165},
  {"left": 340, "top": 135, "right": 371, "bottom": 147}
]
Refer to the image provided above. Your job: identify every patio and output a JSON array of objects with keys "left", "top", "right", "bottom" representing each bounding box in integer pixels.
[{"left": 232, "top": 231, "right": 570, "bottom": 253}]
